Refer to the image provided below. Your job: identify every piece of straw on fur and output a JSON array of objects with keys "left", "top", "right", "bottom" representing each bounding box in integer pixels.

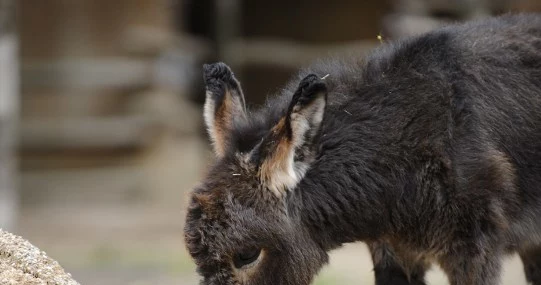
[{"left": 0, "top": 229, "right": 80, "bottom": 285}]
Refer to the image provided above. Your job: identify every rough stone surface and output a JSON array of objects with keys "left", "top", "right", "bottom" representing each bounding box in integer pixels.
[{"left": 0, "top": 229, "right": 80, "bottom": 285}]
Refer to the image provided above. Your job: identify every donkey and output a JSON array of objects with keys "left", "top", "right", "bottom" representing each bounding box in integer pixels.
[{"left": 184, "top": 14, "right": 541, "bottom": 285}]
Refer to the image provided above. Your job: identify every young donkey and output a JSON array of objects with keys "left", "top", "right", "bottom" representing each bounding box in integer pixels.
[{"left": 184, "top": 14, "right": 541, "bottom": 285}]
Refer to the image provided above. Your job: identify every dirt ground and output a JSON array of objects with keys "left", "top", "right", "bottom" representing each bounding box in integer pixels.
[{"left": 13, "top": 108, "right": 530, "bottom": 285}]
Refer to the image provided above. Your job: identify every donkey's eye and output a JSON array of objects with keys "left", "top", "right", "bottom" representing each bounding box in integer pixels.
[{"left": 233, "top": 248, "right": 261, "bottom": 268}]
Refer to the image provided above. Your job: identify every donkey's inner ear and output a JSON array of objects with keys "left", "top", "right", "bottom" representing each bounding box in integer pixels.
[
  {"left": 203, "top": 62, "right": 247, "bottom": 158},
  {"left": 255, "top": 74, "right": 328, "bottom": 197}
]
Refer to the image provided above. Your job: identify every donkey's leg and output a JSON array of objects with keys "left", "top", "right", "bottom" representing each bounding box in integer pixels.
[
  {"left": 439, "top": 243, "right": 503, "bottom": 285},
  {"left": 520, "top": 247, "right": 541, "bottom": 285},
  {"left": 368, "top": 242, "right": 428, "bottom": 285}
]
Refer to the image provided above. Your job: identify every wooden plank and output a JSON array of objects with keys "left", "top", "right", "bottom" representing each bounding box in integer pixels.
[
  {"left": 20, "top": 115, "right": 163, "bottom": 150},
  {"left": 21, "top": 166, "right": 146, "bottom": 206},
  {"left": 21, "top": 57, "right": 153, "bottom": 89}
]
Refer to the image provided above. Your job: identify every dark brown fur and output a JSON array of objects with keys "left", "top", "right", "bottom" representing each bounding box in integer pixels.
[{"left": 185, "top": 14, "right": 541, "bottom": 285}]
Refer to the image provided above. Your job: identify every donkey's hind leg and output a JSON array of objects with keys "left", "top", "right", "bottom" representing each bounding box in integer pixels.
[
  {"left": 439, "top": 241, "right": 503, "bottom": 285},
  {"left": 368, "top": 242, "right": 428, "bottom": 285},
  {"left": 520, "top": 247, "right": 541, "bottom": 285}
]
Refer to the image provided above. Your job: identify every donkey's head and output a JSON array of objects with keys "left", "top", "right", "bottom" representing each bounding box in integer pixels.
[{"left": 184, "top": 63, "right": 329, "bottom": 285}]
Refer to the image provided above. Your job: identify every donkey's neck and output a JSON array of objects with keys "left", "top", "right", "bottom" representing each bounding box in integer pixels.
[
  {"left": 288, "top": 120, "right": 403, "bottom": 250},
  {"left": 287, "top": 101, "right": 450, "bottom": 251}
]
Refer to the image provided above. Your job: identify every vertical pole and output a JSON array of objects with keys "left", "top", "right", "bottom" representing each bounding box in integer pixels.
[{"left": 0, "top": 0, "right": 19, "bottom": 231}]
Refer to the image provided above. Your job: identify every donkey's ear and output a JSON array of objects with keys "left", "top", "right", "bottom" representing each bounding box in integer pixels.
[
  {"left": 253, "top": 74, "right": 327, "bottom": 197},
  {"left": 203, "top": 62, "right": 247, "bottom": 158}
]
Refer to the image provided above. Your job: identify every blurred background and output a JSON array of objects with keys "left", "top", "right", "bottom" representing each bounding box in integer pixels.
[{"left": 1, "top": 0, "right": 541, "bottom": 284}]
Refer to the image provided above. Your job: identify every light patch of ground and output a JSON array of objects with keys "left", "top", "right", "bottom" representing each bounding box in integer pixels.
[{"left": 316, "top": 243, "right": 528, "bottom": 285}]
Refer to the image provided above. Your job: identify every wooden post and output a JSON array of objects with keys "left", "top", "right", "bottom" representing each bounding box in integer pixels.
[{"left": 0, "top": 0, "right": 19, "bottom": 231}]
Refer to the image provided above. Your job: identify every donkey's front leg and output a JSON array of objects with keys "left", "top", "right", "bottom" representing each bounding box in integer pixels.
[
  {"left": 520, "top": 246, "right": 541, "bottom": 285},
  {"left": 439, "top": 243, "right": 503, "bottom": 285},
  {"left": 368, "top": 242, "right": 428, "bottom": 285}
]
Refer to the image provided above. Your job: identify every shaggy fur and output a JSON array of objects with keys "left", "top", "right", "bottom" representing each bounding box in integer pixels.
[{"left": 184, "top": 14, "right": 541, "bottom": 285}]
